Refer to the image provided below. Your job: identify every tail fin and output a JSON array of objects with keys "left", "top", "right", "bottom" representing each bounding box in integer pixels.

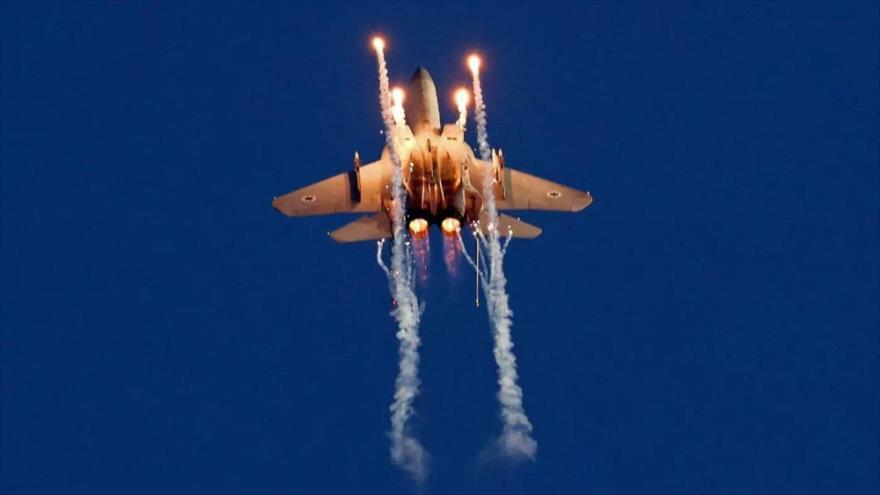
[
  {"left": 329, "top": 213, "right": 392, "bottom": 243},
  {"left": 478, "top": 213, "right": 542, "bottom": 239}
]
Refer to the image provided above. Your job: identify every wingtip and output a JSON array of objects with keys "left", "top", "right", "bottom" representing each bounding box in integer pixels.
[
  {"left": 272, "top": 197, "right": 303, "bottom": 218},
  {"left": 522, "top": 228, "right": 542, "bottom": 239},
  {"left": 271, "top": 198, "right": 285, "bottom": 215},
  {"left": 571, "top": 191, "right": 593, "bottom": 212},
  {"left": 328, "top": 229, "right": 347, "bottom": 243}
]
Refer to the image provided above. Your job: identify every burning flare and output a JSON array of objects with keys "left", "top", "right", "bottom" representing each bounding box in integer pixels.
[
  {"left": 468, "top": 53, "right": 538, "bottom": 461},
  {"left": 468, "top": 53, "right": 491, "bottom": 160},
  {"left": 468, "top": 54, "right": 481, "bottom": 73},
  {"left": 392, "top": 87, "right": 405, "bottom": 107},
  {"left": 391, "top": 87, "right": 407, "bottom": 127},
  {"left": 455, "top": 88, "right": 469, "bottom": 129},
  {"left": 372, "top": 37, "right": 429, "bottom": 482}
]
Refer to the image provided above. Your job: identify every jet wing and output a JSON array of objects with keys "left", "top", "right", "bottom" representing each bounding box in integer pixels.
[
  {"left": 478, "top": 212, "right": 542, "bottom": 239},
  {"left": 494, "top": 167, "right": 592, "bottom": 212},
  {"left": 272, "top": 160, "right": 387, "bottom": 217},
  {"left": 329, "top": 213, "right": 392, "bottom": 243}
]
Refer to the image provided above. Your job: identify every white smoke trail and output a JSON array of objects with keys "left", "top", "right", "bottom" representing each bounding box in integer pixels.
[
  {"left": 501, "top": 230, "right": 514, "bottom": 256},
  {"left": 469, "top": 57, "right": 492, "bottom": 162},
  {"left": 458, "top": 232, "right": 488, "bottom": 288},
  {"left": 373, "top": 40, "right": 429, "bottom": 482},
  {"left": 469, "top": 58, "right": 538, "bottom": 460}
]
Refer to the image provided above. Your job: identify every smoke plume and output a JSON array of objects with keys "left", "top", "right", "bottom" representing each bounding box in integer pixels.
[
  {"left": 374, "top": 41, "right": 429, "bottom": 482},
  {"left": 469, "top": 60, "right": 538, "bottom": 460}
]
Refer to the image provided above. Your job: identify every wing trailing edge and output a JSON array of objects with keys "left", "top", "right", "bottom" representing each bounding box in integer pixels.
[
  {"left": 329, "top": 213, "right": 392, "bottom": 243},
  {"left": 478, "top": 212, "right": 542, "bottom": 239}
]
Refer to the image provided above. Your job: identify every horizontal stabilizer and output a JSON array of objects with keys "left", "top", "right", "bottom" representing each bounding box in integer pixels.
[
  {"left": 478, "top": 212, "right": 542, "bottom": 239},
  {"left": 329, "top": 213, "right": 392, "bottom": 243}
]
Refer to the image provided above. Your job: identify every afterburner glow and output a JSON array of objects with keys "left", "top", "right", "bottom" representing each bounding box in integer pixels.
[
  {"left": 441, "top": 217, "right": 461, "bottom": 235},
  {"left": 409, "top": 218, "right": 428, "bottom": 236}
]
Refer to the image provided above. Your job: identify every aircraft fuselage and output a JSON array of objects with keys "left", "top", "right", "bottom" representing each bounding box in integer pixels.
[{"left": 391, "top": 67, "right": 485, "bottom": 235}]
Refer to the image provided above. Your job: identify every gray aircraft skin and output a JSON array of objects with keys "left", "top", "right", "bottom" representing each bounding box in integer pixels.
[{"left": 272, "top": 67, "right": 592, "bottom": 242}]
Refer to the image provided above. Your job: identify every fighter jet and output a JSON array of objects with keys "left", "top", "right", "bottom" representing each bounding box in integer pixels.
[{"left": 272, "top": 67, "right": 592, "bottom": 242}]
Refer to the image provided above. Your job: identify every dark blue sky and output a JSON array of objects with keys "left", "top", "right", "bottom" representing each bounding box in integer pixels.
[{"left": 1, "top": 2, "right": 878, "bottom": 494}]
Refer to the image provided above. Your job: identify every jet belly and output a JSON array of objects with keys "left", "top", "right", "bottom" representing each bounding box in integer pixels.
[{"left": 405, "top": 151, "right": 445, "bottom": 216}]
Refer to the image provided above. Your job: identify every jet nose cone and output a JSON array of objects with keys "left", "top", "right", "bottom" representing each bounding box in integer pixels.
[
  {"left": 406, "top": 66, "right": 441, "bottom": 132},
  {"left": 411, "top": 66, "right": 433, "bottom": 82}
]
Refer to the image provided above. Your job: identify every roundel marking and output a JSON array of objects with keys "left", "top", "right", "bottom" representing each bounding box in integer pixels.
[
  {"left": 301, "top": 195, "right": 317, "bottom": 203},
  {"left": 546, "top": 190, "right": 563, "bottom": 199}
]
